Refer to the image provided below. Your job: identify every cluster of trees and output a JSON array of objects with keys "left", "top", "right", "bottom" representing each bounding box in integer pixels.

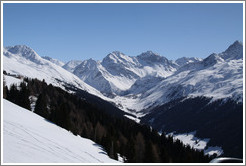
[
  {"left": 142, "top": 97, "right": 243, "bottom": 158},
  {"left": 3, "top": 76, "right": 213, "bottom": 163},
  {"left": 3, "top": 78, "right": 31, "bottom": 110}
]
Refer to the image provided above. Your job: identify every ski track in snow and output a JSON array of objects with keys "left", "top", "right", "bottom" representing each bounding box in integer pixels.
[{"left": 3, "top": 99, "right": 119, "bottom": 163}]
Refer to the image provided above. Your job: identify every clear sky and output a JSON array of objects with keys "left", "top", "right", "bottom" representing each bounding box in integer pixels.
[{"left": 3, "top": 2, "right": 243, "bottom": 62}]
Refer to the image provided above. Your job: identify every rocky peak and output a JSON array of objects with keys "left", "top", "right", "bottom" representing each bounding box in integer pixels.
[{"left": 222, "top": 40, "right": 243, "bottom": 60}]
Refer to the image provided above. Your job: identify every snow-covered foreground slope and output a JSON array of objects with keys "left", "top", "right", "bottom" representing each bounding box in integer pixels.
[{"left": 2, "top": 99, "right": 119, "bottom": 163}]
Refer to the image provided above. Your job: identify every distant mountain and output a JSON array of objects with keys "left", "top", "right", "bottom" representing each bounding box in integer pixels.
[
  {"left": 175, "top": 57, "right": 203, "bottom": 67},
  {"left": 3, "top": 41, "right": 243, "bottom": 118},
  {"left": 63, "top": 60, "right": 83, "bottom": 73},
  {"left": 221, "top": 40, "right": 243, "bottom": 60},
  {"left": 112, "top": 41, "right": 243, "bottom": 116},
  {"left": 3, "top": 45, "right": 104, "bottom": 99},
  {"left": 73, "top": 51, "right": 177, "bottom": 96},
  {"left": 42, "top": 56, "right": 65, "bottom": 67},
  {"left": 4, "top": 45, "right": 45, "bottom": 64}
]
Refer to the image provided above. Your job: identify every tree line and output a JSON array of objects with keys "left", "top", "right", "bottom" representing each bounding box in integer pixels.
[{"left": 3, "top": 75, "right": 213, "bottom": 163}]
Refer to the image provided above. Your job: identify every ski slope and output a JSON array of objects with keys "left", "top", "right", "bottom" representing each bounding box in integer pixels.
[{"left": 2, "top": 99, "right": 119, "bottom": 163}]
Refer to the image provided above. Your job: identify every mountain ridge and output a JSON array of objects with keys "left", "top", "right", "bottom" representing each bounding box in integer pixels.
[
  {"left": 3, "top": 41, "right": 243, "bottom": 160},
  {"left": 3, "top": 41, "right": 243, "bottom": 117}
]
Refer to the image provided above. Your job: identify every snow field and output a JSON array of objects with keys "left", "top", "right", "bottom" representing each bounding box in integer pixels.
[
  {"left": 3, "top": 99, "right": 119, "bottom": 163},
  {"left": 166, "top": 131, "right": 223, "bottom": 157}
]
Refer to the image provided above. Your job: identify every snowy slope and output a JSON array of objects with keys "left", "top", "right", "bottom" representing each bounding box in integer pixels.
[
  {"left": 3, "top": 45, "right": 105, "bottom": 99},
  {"left": 63, "top": 60, "right": 83, "bottom": 73},
  {"left": 2, "top": 99, "right": 119, "bottom": 163},
  {"left": 166, "top": 131, "right": 223, "bottom": 156},
  {"left": 42, "top": 56, "right": 65, "bottom": 67},
  {"left": 4, "top": 75, "right": 23, "bottom": 88},
  {"left": 73, "top": 58, "right": 116, "bottom": 95},
  {"left": 112, "top": 41, "right": 243, "bottom": 116},
  {"left": 3, "top": 41, "right": 243, "bottom": 119}
]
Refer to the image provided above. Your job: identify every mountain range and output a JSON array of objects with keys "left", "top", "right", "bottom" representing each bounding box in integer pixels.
[{"left": 3, "top": 40, "right": 243, "bottom": 158}]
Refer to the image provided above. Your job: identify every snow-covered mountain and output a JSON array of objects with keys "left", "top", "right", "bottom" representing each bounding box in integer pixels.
[
  {"left": 63, "top": 60, "right": 83, "bottom": 73},
  {"left": 175, "top": 57, "right": 203, "bottom": 67},
  {"left": 3, "top": 45, "right": 106, "bottom": 100},
  {"left": 113, "top": 41, "right": 243, "bottom": 116},
  {"left": 3, "top": 41, "right": 243, "bottom": 118},
  {"left": 42, "top": 56, "right": 65, "bottom": 67},
  {"left": 3, "top": 99, "right": 118, "bottom": 163},
  {"left": 73, "top": 51, "right": 177, "bottom": 96},
  {"left": 3, "top": 41, "right": 243, "bottom": 159}
]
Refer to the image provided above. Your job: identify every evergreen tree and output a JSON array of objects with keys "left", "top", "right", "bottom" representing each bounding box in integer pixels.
[
  {"left": 3, "top": 75, "right": 8, "bottom": 99},
  {"left": 19, "top": 82, "right": 31, "bottom": 110},
  {"left": 54, "top": 103, "right": 71, "bottom": 129},
  {"left": 34, "top": 93, "right": 49, "bottom": 118},
  {"left": 134, "top": 132, "right": 145, "bottom": 162},
  {"left": 8, "top": 84, "right": 18, "bottom": 103}
]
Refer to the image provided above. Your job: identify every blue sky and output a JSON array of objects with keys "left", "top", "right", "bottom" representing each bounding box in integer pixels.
[{"left": 3, "top": 3, "right": 243, "bottom": 62}]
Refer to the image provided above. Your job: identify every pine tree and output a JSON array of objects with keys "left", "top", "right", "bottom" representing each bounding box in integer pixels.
[
  {"left": 56, "top": 103, "right": 70, "bottom": 129},
  {"left": 3, "top": 75, "right": 8, "bottom": 99},
  {"left": 34, "top": 93, "right": 49, "bottom": 118},
  {"left": 19, "top": 82, "right": 31, "bottom": 110},
  {"left": 144, "top": 140, "right": 155, "bottom": 162},
  {"left": 134, "top": 132, "right": 145, "bottom": 162},
  {"left": 8, "top": 84, "right": 18, "bottom": 103}
]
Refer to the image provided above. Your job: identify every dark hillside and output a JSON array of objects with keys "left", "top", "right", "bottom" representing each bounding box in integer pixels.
[{"left": 141, "top": 97, "right": 243, "bottom": 158}]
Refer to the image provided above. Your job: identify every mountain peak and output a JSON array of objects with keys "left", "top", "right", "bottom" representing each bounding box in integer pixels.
[
  {"left": 74, "top": 58, "right": 98, "bottom": 72},
  {"left": 232, "top": 40, "right": 242, "bottom": 46},
  {"left": 139, "top": 51, "right": 160, "bottom": 57},
  {"left": 7, "top": 45, "right": 35, "bottom": 54},
  {"left": 111, "top": 51, "right": 125, "bottom": 56},
  {"left": 225, "top": 40, "right": 242, "bottom": 51},
  {"left": 84, "top": 58, "right": 97, "bottom": 65},
  {"left": 102, "top": 51, "right": 128, "bottom": 65},
  {"left": 137, "top": 51, "right": 170, "bottom": 65},
  {"left": 5, "top": 45, "right": 43, "bottom": 64},
  {"left": 222, "top": 40, "right": 243, "bottom": 60}
]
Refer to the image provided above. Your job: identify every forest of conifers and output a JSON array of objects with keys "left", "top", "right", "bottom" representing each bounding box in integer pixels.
[{"left": 3, "top": 75, "right": 213, "bottom": 163}]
